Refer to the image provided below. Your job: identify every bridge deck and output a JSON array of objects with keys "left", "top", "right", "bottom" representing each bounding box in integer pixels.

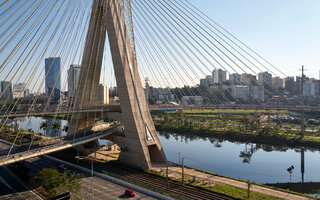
[
  {"left": 0, "top": 124, "right": 122, "bottom": 166},
  {"left": 1, "top": 104, "right": 319, "bottom": 119}
]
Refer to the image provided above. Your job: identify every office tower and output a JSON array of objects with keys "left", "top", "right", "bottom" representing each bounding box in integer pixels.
[
  {"left": 68, "top": 64, "right": 81, "bottom": 100},
  {"left": 99, "top": 84, "right": 109, "bottom": 104},
  {"left": 212, "top": 69, "right": 226, "bottom": 84},
  {"left": 45, "top": 57, "right": 61, "bottom": 102},
  {"left": 229, "top": 73, "right": 241, "bottom": 85},
  {"left": 258, "top": 71, "right": 272, "bottom": 86},
  {"left": 0, "top": 81, "right": 12, "bottom": 102},
  {"left": 12, "top": 83, "right": 27, "bottom": 98}
]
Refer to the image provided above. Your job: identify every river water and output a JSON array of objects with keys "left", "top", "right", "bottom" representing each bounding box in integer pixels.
[
  {"left": 11, "top": 117, "right": 320, "bottom": 185},
  {"left": 158, "top": 131, "right": 320, "bottom": 185}
]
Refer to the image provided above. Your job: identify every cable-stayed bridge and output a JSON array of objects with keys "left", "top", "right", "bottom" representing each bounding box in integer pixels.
[
  {"left": 0, "top": 104, "right": 319, "bottom": 119},
  {"left": 0, "top": 123, "right": 123, "bottom": 166},
  {"left": 0, "top": 0, "right": 314, "bottom": 168}
]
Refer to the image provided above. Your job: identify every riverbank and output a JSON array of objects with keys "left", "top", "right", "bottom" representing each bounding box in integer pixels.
[
  {"left": 49, "top": 148, "right": 316, "bottom": 200},
  {"left": 151, "top": 163, "right": 314, "bottom": 200},
  {"left": 155, "top": 124, "right": 320, "bottom": 150}
]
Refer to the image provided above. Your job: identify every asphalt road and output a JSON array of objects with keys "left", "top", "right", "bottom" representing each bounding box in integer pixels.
[
  {"left": 23, "top": 156, "right": 156, "bottom": 200},
  {"left": 0, "top": 167, "right": 42, "bottom": 199},
  {"left": 0, "top": 139, "right": 12, "bottom": 150}
]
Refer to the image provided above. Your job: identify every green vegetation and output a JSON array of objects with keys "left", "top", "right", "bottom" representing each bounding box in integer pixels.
[
  {"left": 0, "top": 123, "right": 41, "bottom": 143},
  {"left": 51, "top": 121, "right": 60, "bottom": 137},
  {"left": 164, "top": 109, "right": 288, "bottom": 114},
  {"left": 35, "top": 168, "right": 84, "bottom": 198},
  {"left": 40, "top": 121, "right": 48, "bottom": 134},
  {"left": 146, "top": 168, "right": 287, "bottom": 200},
  {"left": 153, "top": 109, "right": 320, "bottom": 149},
  {"left": 205, "top": 184, "right": 283, "bottom": 200}
]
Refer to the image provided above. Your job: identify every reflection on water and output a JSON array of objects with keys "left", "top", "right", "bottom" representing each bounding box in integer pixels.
[
  {"left": 13, "top": 117, "right": 68, "bottom": 137},
  {"left": 6, "top": 117, "right": 320, "bottom": 187},
  {"left": 158, "top": 131, "right": 320, "bottom": 185}
]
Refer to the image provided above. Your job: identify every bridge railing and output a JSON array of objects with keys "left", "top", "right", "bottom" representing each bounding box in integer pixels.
[{"left": 0, "top": 124, "right": 122, "bottom": 162}]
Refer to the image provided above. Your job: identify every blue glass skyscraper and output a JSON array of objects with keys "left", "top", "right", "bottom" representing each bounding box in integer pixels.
[{"left": 45, "top": 57, "right": 61, "bottom": 102}]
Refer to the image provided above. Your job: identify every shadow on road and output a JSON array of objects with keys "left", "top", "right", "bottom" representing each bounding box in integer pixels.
[{"left": 118, "top": 194, "right": 133, "bottom": 199}]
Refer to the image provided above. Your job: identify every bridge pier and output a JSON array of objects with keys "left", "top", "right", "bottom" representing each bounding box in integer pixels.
[{"left": 68, "top": 0, "right": 166, "bottom": 169}]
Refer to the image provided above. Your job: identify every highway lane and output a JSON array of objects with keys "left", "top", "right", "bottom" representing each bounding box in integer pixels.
[
  {"left": 0, "top": 126, "right": 121, "bottom": 160},
  {"left": 24, "top": 156, "right": 156, "bottom": 199},
  {"left": 0, "top": 167, "right": 42, "bottom": 199},
  {"left": 0, "top": 139, "right": 13, "bottom": 151}
]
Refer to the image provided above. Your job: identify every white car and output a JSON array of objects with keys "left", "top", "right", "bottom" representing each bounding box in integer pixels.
[{"left": 58, "top": 164, "right": 69, "bottom": 171}]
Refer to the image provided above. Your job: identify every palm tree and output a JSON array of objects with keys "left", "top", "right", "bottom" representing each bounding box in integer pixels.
[
  {"left": 40, "top": 121, "right": 48, "bottom": 136},
  {"left": 52, "top": 122, "right": 60, "bottom": 137},
  {"left": 62, "top": 125, "right": 68, "bottom": 136}
]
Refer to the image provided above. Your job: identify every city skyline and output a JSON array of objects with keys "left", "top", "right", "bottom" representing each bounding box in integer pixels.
[{"left": 0, "top": 0, "right": 319, "bottom": 94}]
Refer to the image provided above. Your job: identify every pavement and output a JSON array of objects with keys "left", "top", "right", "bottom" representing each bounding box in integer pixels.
[
  {"left": 81, "top": 177, "right": 155, "bottom": 200},
  {"left": 0, "top": 167, "right": 42, "bottom": 200},
  {"left": 152, "top": 165, "right": 312, "bottom": 200},
  {"left": 0, "top": 139, "right": 13, "bottom": 150},
  {"left": 44, "top": 155, "right": 172, "bottom": 200},
  {"left": 23, "top": 156, "right": 166, "bottom": 200}
]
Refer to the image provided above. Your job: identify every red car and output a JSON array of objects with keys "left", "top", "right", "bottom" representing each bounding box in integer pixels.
[{"left": 124, "top": 189, "right": 135, "bottom": 197}]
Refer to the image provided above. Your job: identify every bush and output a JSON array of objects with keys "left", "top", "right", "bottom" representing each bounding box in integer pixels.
[{"left": 35, "top": 168, "right": 84, "bottom": 197}]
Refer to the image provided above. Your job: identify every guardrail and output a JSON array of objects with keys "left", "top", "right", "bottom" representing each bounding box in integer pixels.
[{"left": 0, "top": 125, "right": 122, "bottom": 165}]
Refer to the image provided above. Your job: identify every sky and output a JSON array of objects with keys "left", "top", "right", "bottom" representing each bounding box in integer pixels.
[
  {"left": 191, "top": 0, "right": 320, "bottom": 78},
  {"left": 1, "top": 0, "right": 320, "bottom": 93}
]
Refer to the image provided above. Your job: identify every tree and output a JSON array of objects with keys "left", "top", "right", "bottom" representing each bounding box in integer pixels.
[
  {"left": 52, "top": 122, "right": 60, "bottom": 137},
  {"left": 35, "top": 168, "right": 84, "bottom": 197},
  {"left": 40, "top": 121, "right": 48, "bottom": 135},
  {"left": 58, "top": 172, "right": 83, "bottom": 195},
  {"left": 62, "top": 125, "right": 68, "bottom": 133},
  {"left": 35, "top": 168, "right": 64, "bottom": 196},
  {"left": 240, "top": 115, "right": 250, "bottom": 131}
]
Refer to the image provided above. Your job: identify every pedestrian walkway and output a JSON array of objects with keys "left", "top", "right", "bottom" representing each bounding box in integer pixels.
[{"left": 152, "top": 164, "right": 311, "bottom": 200}]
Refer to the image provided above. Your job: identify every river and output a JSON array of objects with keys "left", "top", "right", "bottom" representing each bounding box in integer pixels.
[{"left": 10, "top": 117, "right": 320, "bottom": 185}]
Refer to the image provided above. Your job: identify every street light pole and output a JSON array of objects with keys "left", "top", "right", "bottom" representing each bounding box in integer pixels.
[
  {"left": 181, "top": 157, "right": 184, "bottom": 186},
  {"left": 287, "top": 165, "right": 294, "bottom": 187},
  {"left": 166, "top": 159, "right": 169, "bottom": 192},
  {"left": 91, "top": 156, "right": 94, "bottom": 200},
  {"left": 75, "top": 156, "right": 94, "bottom": 200}
]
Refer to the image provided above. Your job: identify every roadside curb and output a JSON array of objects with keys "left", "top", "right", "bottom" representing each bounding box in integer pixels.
[{"left": 44, "top": 155, "right": 173, "bottom": 200}]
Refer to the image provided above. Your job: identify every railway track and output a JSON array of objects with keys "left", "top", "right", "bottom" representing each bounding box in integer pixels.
[{"left": 93, "top": 162, "right": 235, "bottom": 200}]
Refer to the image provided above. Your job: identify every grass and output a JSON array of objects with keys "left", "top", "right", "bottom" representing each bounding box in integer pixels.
[
  {"left": 184, "top": 166, "right": 319, "bottom": 200},
  {"left": 147, "top": 169, "right": 285, "bottom": 200},
  {"left": 165, "top": 109, "right": 289, "bottom": 114},
  {"left": 205, "top": 184, "right": 283, "bottom": 200}
]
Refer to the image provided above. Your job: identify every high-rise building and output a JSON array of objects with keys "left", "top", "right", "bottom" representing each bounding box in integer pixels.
[
  {"left": 241, "top": 73, "right": 257, "bottom": 85},
  {"left": 296, "top": 75, "right": 309, "bottom": 96},
  {"left": 45, "top": 57, "right": 61, "bottom": 102},
  {"left": 0, "top": 81, "right": 12, "bottom": 102},
  {"left": 24, "top": 89, "right": 30, "bottom": 97},
  {"left": 303, "top": 79, "right": 320, "bottom": 97},
  {"left": 99, "top": 84, "right": 109, "bottom": 104},
  {"left": 272, "top": 77, "right": 284, "bottom": 89},
  {"left": 67, "top": 64, "right": 80, "bottom": 100},
  {"left": 258, "top": 71, "right": 272, "bottom": 86},
  {"left": 284, "top": 77, "right": 295, "bottom": 93},
  {"left": 231, "top": 85, "right": 250, "bottom": 99},
  {"left": 205, "top": 75, "right": 214, "bottom": 85},
  {"left": 200, "top": 79, "right": 207, "bottom": 86},
  {"left": 229, "top": 73, "right": 241, "bottom": 85},
  {"left": 12, "top": 83, "right": 27, "bottom": 98},
  {"left": 250, "top": 85, "right": 264, "bottom": 102},
  {"left": 212, "top": 69, "right": 226, "bottom": 84}
]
